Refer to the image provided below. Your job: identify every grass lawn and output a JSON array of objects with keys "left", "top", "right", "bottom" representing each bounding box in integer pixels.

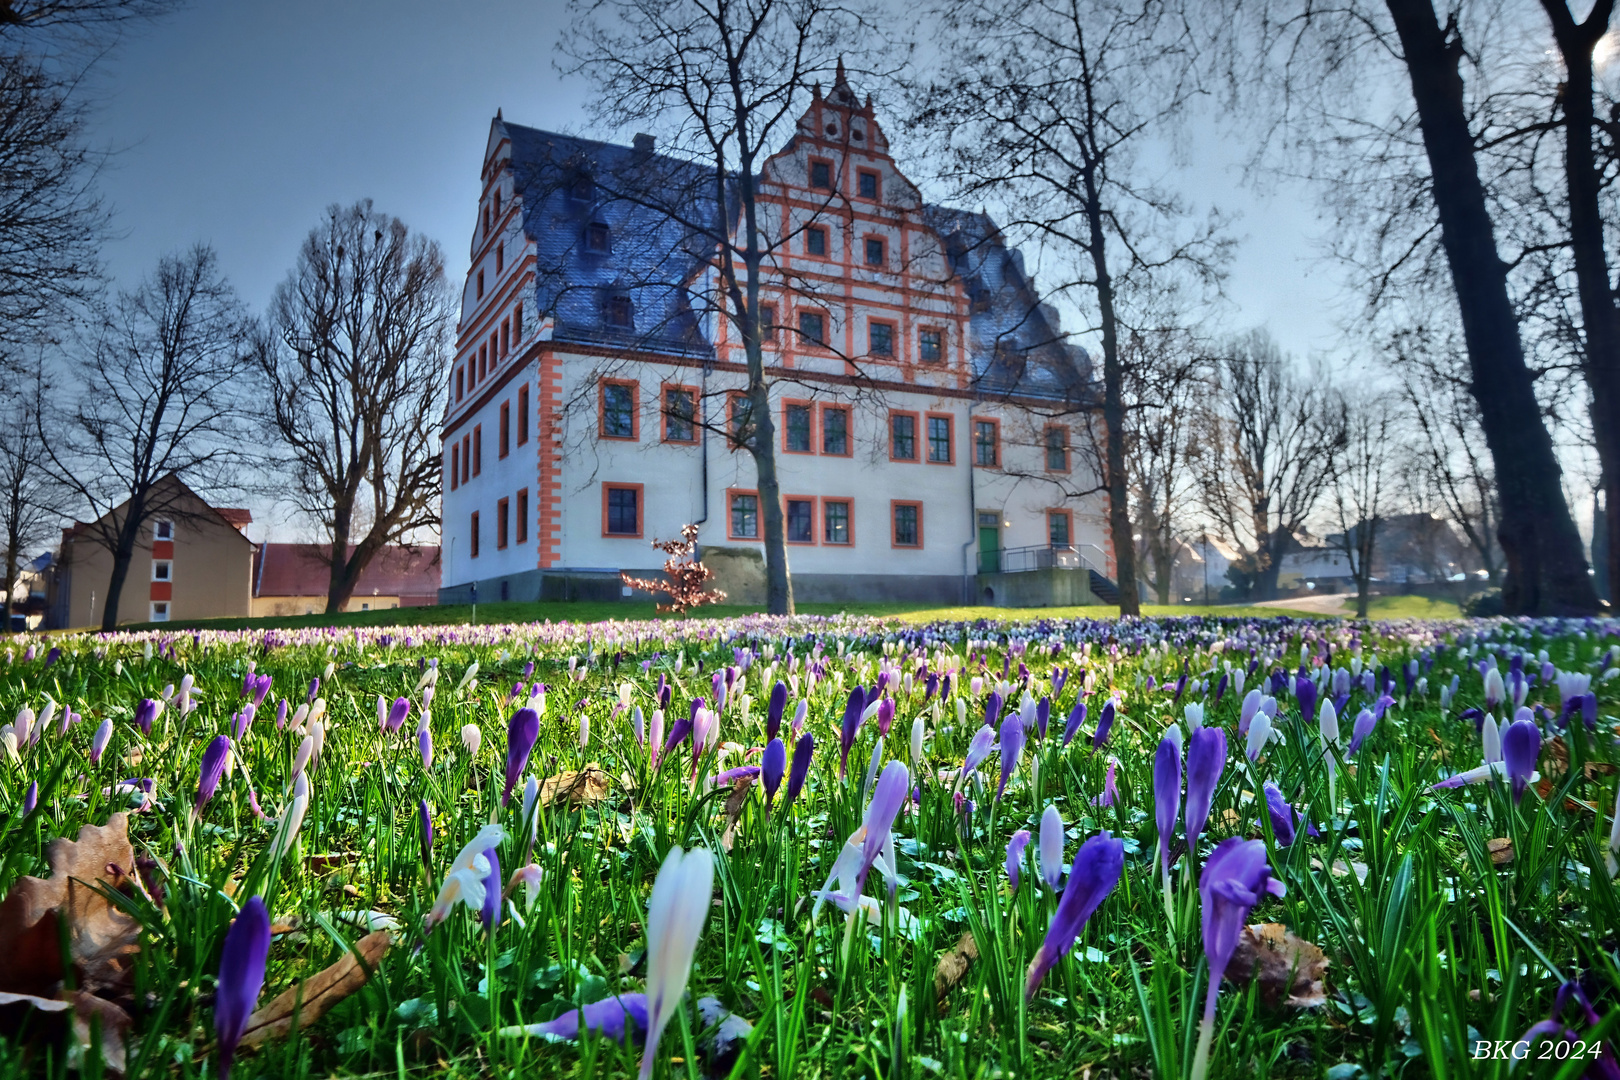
[{"left": 108, "top": 599, "right": 1336, "bottom": 633}]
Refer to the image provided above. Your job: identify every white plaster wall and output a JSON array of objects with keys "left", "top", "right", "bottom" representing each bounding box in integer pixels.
[{"left": 442, "top": 359, "right": 539, "bottom": 586}]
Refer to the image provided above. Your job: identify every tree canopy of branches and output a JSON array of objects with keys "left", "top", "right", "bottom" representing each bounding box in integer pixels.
[
  {"left": 1230, "top": 0, "right": 1598, "bottom": 613},
  {"left": 561, "top": 0, "right": 892, "bottom": 616},
  {"left": 42, "top": 244, "right": 252, "bottom": 630},
  {"left": 255, "top": 200, "right": 453, "bottom": 615},
  {"left": 0, "top": 360, "right": 65, "bottom": 628},
  {"left": 1194, "top": 330, "right": 1342, "bottom": 600},
  {"left": 1125, "top": 330, "right": 1206, "bottom": 605},
  {"left": 1324, "top": 388, "right": 1398, "bottom": 618},
  {"left": 914, "top": 0, "right": 1230, "bottom": 615}
]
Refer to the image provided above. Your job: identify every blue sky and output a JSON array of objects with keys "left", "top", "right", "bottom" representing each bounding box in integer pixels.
[{"left": 80, "top": 0, "right": 1356, "bottom": 536}]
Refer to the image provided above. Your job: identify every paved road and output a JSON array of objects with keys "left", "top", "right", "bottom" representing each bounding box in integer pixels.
[{"left": 1250, "top": 594, "right": 1351, "bottom": 614}]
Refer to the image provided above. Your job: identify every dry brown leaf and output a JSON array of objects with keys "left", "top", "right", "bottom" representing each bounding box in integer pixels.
[
  {"left": 1226, "top": 923, "right": 1329, "bottom": 1009},
  {"left": 1487, "top": 837, "right": 1514, "bottom": 866},
  {"left": 0, "top": 812, "right": 140, "bottom": 997},
  {"left": 933, "top": 931, "right": 979, "bottom": 1009},
  {"left": 239, "top": 931, "right": 392, "bottom": 1049},
  {"left": 539, "top": 765, "right": 611, "bottom": 808},
  {"left": 0, "top": 988, "right": 133, "bottom": 1072},
  {"left": 719, "top": 775, "right": 756, "bottom": 852}
]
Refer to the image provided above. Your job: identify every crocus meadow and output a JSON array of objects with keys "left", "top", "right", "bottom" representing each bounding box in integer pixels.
[{"left": 0, "top": 611, "right": 1617, "bottom": 1078}]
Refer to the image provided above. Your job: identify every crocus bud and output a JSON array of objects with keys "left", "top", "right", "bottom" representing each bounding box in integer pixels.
[
  {"left": 785, "top": 732, "right": 813, "bottom": 807},
  {"left": 419, "top": 726, "right": 434, "bottom": 769},
  {"left": 419, "top": 800, "right": 433, "bottom": 868},
  {"left": 1038, "top": 805, "right": 1065, "bottom": 890},
  {"left": 504, "top": 706, "right": 540, "bottom": 805},
  {"left": 195, "top": 735, "right": 231, "bottom": 816},
  {"left": 215, "top": 895, "right": 271, "bottom": 1080},
  {"left": 134, "top": 698, "right": 161, "bottom": 736},
  {"left": 90, "top": 718, "right": 112, "bottom": 765},
  {"left": 23, "top": 780, "right": 37, "bottom": 815},
  {"left": 767, "top": 681, "right": 788, "bottom": 740},
  {"left": 1006, "top": 829, "right": 1032, "bottom": 889},
  {"left": 387, "top": 697, "right": 410, "bottom": 733},
  {"left": 910, "top": 717, "right": 925, "bottom": 769},
  {"left": 1154, "top": 736, "right": 1182, "bottom": 875},
  {"left": 461, "top": 723, "right": 481, "bottom": 758},
  {"left": 1093, "top": 699, "right": 1115, "bottom": 747},
  {"left": 762, "top": 738, "right": 786, "bottom": 806}
]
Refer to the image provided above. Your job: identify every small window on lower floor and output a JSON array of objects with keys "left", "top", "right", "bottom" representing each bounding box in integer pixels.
[
  {"left": 786, "top": 498, "right": 814, "bottom": 543},
  {"left": 605, "top": 485, "right": 641, "bottom": 536},
  {"left": 823, "top": 499, "right": 852, "bottom": 545},
  {"left": 1048, "top": 510, "right": 1071, "bottom": 547},
  {"left": 730, "top": 491, "right": 759, "bottom": 539},
  {"left": 892, "top": 502, "right": 922, "bottom": 547},
  {"left": 149, "top": 601, "right": 169, "bottom": 623}
]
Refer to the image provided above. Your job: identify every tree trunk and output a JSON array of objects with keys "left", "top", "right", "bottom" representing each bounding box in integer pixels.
[
  {"left": 101, "top": 503, "right": 144, "bottom": 632},
  {"left": 1082, "top": 161, "right": 1140, "bottom": 616},
  {"left": 3, "top": 546, "right": 16, "bottom": 633},
  {"left": 749, "top": 379, "right": 793, "bottom": 615},
  {"left": 1384, "top": 0, "right": 1599, "bottom": 614},
  {"left": 326, "top": 502, "right": 353, "bottom": 615},
  {"left": 1539, "top": 0, "right": 1620, "bottom": 606}
]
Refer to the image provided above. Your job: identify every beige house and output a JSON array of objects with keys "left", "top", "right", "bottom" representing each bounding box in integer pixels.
[
  {"left": 51, "top": 476, "right": 255, "bottom": 628},
  {"left": 251, "top": 543, "right": 440, "bottom": 616}
]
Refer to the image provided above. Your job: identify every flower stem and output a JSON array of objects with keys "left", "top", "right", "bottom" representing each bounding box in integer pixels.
[{"left": 1190, "top": 1016, "right": 1215, "bottom": 1080}]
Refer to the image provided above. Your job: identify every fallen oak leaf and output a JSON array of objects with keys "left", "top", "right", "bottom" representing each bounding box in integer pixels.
[
  {"left": 0, "top": 989, "right": 133, "bottom": 1073},
  {"left": 538, "top": 765, "right": 611, "bottom": 808},
  {"left": 933, "top": 931, "right": 979, "bottom": 1010},
  {"left": 1226, "top": 923, "right": 1328, "bottom": 1009},
  {"left": 719, "top": 775, "right": 756, "bottom": 852},
  {"left": 1487, "top": 838, "right": 1514, "bottom": 866},
  {"left": 238, "top": 931, "right": 392, "bottom": 1049}
]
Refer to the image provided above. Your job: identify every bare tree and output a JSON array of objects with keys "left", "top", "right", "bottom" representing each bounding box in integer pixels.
[
  {"left": 1126, "top": 329, "right": 1206, "bottom": 604},
  {"left": 0, "top": 358, "right": 66, "bottom": 629},
  {"left": 560, "top": 0, "right": 895, "bottom": 616},
  {"left": 1193, "top": 330, "right": 1343, "bottom": 601},
  {"left": 1324, "top": 388, "right": 1399, "bottom": 618},
  {"left": 255, "top": 200, "right": 453, "bottom": 615},
  {"left": 914, "top": 0, "right": 1230, "bottom": 616},
  {"left": 42, "top": 244, "right": 253, "bottom": 630},
  {"left": 1228, "top": 0, "right": 1599, "bottom": 614}
]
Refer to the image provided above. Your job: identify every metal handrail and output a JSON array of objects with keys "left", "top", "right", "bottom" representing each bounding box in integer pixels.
[{"left": 981, "top": 544, "right": 1103, "bottom": 575}]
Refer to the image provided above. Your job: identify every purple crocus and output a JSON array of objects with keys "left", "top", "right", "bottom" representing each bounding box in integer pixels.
[
  {"left": 762, "top": 737, "right": 786, "bottom": 807},
  {"left": 1154, "top": 735, "right": 1182, "bottom": 876},
  {"left": 419, "top": 800, "right": 433, "bottom": 869},
  {"left": 1194, "top": 839, "right": 1286, "bottom": 1076},
  {"left": 1091, "top": 757, "right": 1119, "bottom": 808},
  {"left": 1093, "top": 699, "right": 1115, "bottom": 748},
  {"left": 1502, "top": 718, "right": 1542, "bottom": 804},
  {"left": 766, "top": 681, "right": 788, "bottom": 739},
  {"left": 1184, "top": 726, "right": 1227, "bottom": 859},
  {"left": 251, "top": 674, "right": 273, "bottom": 707},
  {"left": 90, "top": 718, "right": 112, "bottom": 765},
  {"left": 134, "top": 698, "right": 161, "bottom": 736},
  {"left": 1295, "top": 669, "right": 1318, "bottom": 726},
  {"left": 503, "top": 706, "right": 540, "bottom": 805},
  {"left": 418, "top": 725, "right": 434, "bottom": 769},
  {"left": 959, "top": 724, "right": 997, "bottom": 785},
  {"left": 1262, "top": 782, "right": 1296, "bottom": 846},
  {"left": 839, "top": 687, "right": 864, "bottom": 779},
  {"left": 1063, "top": 701, "right": 1087, "bottom": 747},
  {"left": 195, "top": 735, "right": 231, "bottom": 816},
  {"left": 480, "top": 844, "right": 502, "bottom": 930},
  {"left": 23, "top": 781, "right": 37, "bottom": 815},
  {"left": 1347, "top": 708, "right": 1376, "bottom": 757},
  {"left": 512, "top": 994, "right": 649, "bottom": 1043},
  {"left": 215, "top": 894, "right": 271, "bottom": 1080},
  {"left": 386, "top": 697, "right": 410, "bottom": 733},
  {"left": 996, "top": 713, "right": 1024, "bottom": 800},
  {"left": 785, "top": 732, "right": 813, "bottom": 808},
  {"left": 1005, "top": 829, "right": 1032, "bottom": 889},
  {"left": 1023, "top": 831, "right": 1124, "bottom": 1000}
]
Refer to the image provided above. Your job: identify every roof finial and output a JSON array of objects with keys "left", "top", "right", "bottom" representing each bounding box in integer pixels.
[{"left": 496, "top": 107, "right": 503, "bottom": 121}]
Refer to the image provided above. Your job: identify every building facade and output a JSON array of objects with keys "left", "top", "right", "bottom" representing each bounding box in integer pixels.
[
  {"left": 440, "top": 72, "right": 1111, "bottom": 605},
  {"left": 253, "top": 544, "right": 441, "bottom": 616}
]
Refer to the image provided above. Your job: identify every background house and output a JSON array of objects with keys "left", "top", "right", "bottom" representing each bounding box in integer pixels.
[
  {"left": 252, "top": 544, "right": 440, "bottom": 616},
  {"left": 50, "top": 476, "right": 256, "bottom": 627}
]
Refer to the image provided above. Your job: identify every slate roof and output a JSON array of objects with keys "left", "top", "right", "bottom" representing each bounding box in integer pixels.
[{"left": 500, "top": 120, "right": 1090, "bottom": 404}]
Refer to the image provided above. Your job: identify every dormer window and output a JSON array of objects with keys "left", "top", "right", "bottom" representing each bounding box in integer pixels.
[
  {"left": 810, "top": 161, "right": 832, "bottom": 190},
  {"left": 572, "top": 176, "right": 594, "bottom": 201},
  {"left": 586, "top": 222, "right": 611, "bottom": 253},
  {"left": 606, "top": 294, "right": 634, "bottom": 328}
]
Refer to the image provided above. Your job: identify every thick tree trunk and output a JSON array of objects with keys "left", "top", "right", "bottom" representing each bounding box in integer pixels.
[
  {"left": 101, "top": 503, "right": 144, "bottom": 632},
  {"left": 1540, "top": 0, "right": 1620, "bottom": 605},
  {"left": 1083, "top": 162, "right": 1140, "bottom": 616},
  {"left": 326, "top": 505, "right": 353, "bottom": 615},
  {"left": 1384, "top": 0, "right": 1599, "bottom": 614}
]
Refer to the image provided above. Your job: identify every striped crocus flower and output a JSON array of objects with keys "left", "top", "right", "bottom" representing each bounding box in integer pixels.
[
  {"left": 1038, "top": 804, "right": 1065, "bottom": 890},
  {"left": 640, "top": 846, "right": 715, "bottom": 1080},
  {"left": 215, "top": 895, "right": 271, "bottom": 1080},
  {"left": 425, "top": 824, "right": 506, "bottom": 930},
  {"left": 1005, "top": 829, "right": 1032, "bottom": 889},
  {"left": 1502, "top": 718, "right": 1542, "bottom": 803}
]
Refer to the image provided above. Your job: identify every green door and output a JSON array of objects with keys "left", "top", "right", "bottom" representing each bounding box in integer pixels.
[{"left": 978, "top": 514, "right": 1000, "bottom": 574}]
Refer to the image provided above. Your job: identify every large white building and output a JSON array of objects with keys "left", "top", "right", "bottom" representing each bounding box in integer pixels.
[{"left": 440, "top": 70, "right": 1115, "bottom": 605}]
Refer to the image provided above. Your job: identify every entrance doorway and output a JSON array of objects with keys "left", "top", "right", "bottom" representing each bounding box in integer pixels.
[{"left": 978, "top": 512, "right": 1001, "bottom": 574}]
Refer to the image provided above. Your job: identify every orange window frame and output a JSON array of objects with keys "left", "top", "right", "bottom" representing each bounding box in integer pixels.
[
  {"left": 602, "top": 482, "right": 644, "bottom": 538},
  {"left": 972, "top": 416, "right": 1001, "bottom": 468},
  {"left": 472, "top": 425, "right": 482, "bottom": 476},
  {"left": 726, "top": 487, "right": 762, "bottom": 542},
  {"left": 783, "top": 494, "right": 817, "bottom": 546},
  {"left": 1044, "top": 423, "right": 1071, "bottom": 472},
  {"left": 1047, "top": 508, "right": 1074, "bottom": 548},
  {"left": 450, "top": 445, "right": 459, "bottom": 491},
  {"left": 868, "top": 317, "right": 897, "bottom": 358},
  {"left": 499, "top": 401, "right": 511, "bottom": 459},
  {"left": 888, "top": 409, "right": 920, "bottom": 462},
  {"left": 517, "top": 385, "right": 529, "bottom": 445},
  {"left": 496, "top": 496, "right": 510, "bottom": 550},
  {"left": 918, "top": 325, "right": 945, "bottom": 363},
  {"left": 862, "top": 234, "right": 887, "bottom": 269},
  {"left": 470, "top": 511, "right": 480, "bottom": 558},
  {"left": 516, "top": 488, "right": 529, "bottom": 544},
  {"left": 660, "top": 382, "right": 699, "bottom": 444},
  {"left": 856, "top": 168, "right": 882, "bottom": 201},
  {"left": 820, "top": 496, "right": 855, "bottom": 546},
  {"left": 891, "top": 500, "right": 924, "bottom": 548},
  {"left": 820, "top": 403, "right": 852, "bottom": 457},
  {"left": 808, "top": 155, "right": 836, "bottom": 193},
  {"left": 782, "top": 398, "right": 816, "bottom": 454},
  {"left": 925, "top": 412, "right": 954, "bottom": 465},
  {"left": 599, "top": 379, "right": 640, "bottom": 441},
  {"left": 804, "top": 224, "right": 830, "bottom": 259}
]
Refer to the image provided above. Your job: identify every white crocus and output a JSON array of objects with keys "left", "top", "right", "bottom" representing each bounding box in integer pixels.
[
  {"left": 425, "top": 824, "right": 506, "bottom": 929},
  {"left": 640, "top": 846, "right": 715, "bottom": 1080},
  {"left": 1038, "top": 804, "right": 1065, "bottom": 890}
]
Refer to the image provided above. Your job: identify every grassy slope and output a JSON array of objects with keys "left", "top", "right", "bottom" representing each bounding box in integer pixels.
[{"left": 111, "top": 600, "right": 1332, "bottom": 633}]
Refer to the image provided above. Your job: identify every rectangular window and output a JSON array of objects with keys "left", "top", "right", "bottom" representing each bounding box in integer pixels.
[
  {"left": 857, "top": 169, "right": 880, "bottom": 200},
  {"left": 586, "top": 222, "right": 611, "bottom": 253},
  {"left": 974, "top": 419, "right": 999, "bottom": 467},
  {"left": 154, "top": 519, "right": 173, "bottom": 541},
  {"left": 821, "top": 405, "right": 850, "bottom": 456},
  {"left": 499, "top": 401, "right": 511, "bottom": 458},
  {"left": 497, "top": 497, "right": 510, "bottom": 550},
  {"left": 810, "top": 160, "right": 832, "bottom": 190},
  {"left": 662, "top": 386, "right": 696, "bottom": 443},
  {"left": 786, "top": 498, "right": 814, "bottom": 544},
  {"left": 890, "top": 412, "right": 917, "bottom": 461},
  {"left": 823, "top": 498, "right": 852, "bottom": 545},
  {"left": 461, "top": 434, "right": 470, "bottom": 484},
  {"left": 477, "top": 269, "right": 484, "bottom": 299},
  {"left": 606, "top": 294, "right": 634, "bottom": 328},
  {"left": 728, "top": 393, "right": 753, "bottom": 448},
  {"left": 927, "top": 414, "right": 953, "bottom": 463},
  {"left": 806, "top": 226, "right": 828, "bottom": 257},
  {"left": 604, "top": 484, "right": 642, "bottom": 537},
  {"left": 478, "top": 345, "right": 487, "bottom": 380},
  {"left": 150, "top": 601, "right": 169, "bottom": 623},
  {"left": 864, "top": 237, "right": 885, "bottom": 267},
  {"left": 892, "top": 501, "right": 922, "bottom": 547},
  {"left": 516, "top": 488, "right": 529, "bottom": 544},
  {"left": 456, "top": 367, "right": 465, "bottom": 400},
  {"left": 473, "top": 425, "right": 483, "bottom": 476},
  {"left": 601, "top": 381, "right": 637, "bottom": 440},
  {"left": 152, "top": 560, "right": 172, "bottom": 582},
  {"left": 784, "top": 403, "right": 813, "bottom": 453},
  {"left": 1045, "top": 425, "right": 1070, "bottom": 471},
  {"left": 470, "top": 511, "right": 481, "bottom": 557},
  {"left": 799, "top": 311, "right": 827, "bottom": 347},
  {"left": 501, "top": 318, "right": 509, "bottom": 355},
  {"left": 730, "top": 491, "right": 760, "bottom": 539},
  {"left": 759, "top": 303, "right": 777, "bottom": 343},
  {"left": 869, "top": 321, "right": 894, "bottom": 356},
  {"left": 1048, "top": 510, "right": 1072, "bottom": 548},
  {"left": 920, "top": 328, "right": 943, "bottom": 362},
  {"left": 513, "top": 303, "right": 523, "bottom": 340},
  {"left": 517, "top": 385, "right": 529, "bottom": 445},
  {"left": 497, "top": 245, "right": 505, "bottom": 276},
  {"left": 450, "top": 445, "right": 459, "bottom": 490}
]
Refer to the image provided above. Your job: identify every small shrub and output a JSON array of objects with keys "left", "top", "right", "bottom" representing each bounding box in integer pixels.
[{"left": 619, "top": 524, "right": 727, "bottom": 614}]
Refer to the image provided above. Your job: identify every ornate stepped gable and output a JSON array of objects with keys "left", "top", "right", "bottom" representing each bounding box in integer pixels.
[{"left": 491, "top": 70, "right": 1090, "bottom": 407}]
